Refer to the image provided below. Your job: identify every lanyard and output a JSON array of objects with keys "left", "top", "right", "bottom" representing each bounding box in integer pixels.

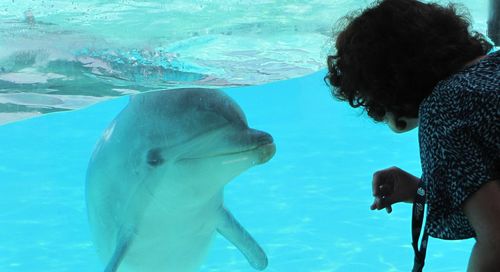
[{"left": 411, "top": 182, "right": 428, "bottom": 272}]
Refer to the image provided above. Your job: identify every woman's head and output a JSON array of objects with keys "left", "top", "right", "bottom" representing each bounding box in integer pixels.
[{"left": 325, "top": 0, "right": 492, "bottom": 123}]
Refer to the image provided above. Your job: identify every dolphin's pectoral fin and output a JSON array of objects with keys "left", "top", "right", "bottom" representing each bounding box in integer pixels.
[
  {"left": 217, "top": 208, "right": 268, "bottom": 270},
  {"left": 104, "top": 228, "right": 134, "bottom": 272}
]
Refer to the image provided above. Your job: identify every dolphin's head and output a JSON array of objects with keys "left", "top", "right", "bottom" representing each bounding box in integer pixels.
[{"left": 127, "top": 88, "right": 275, "bottom": 196}]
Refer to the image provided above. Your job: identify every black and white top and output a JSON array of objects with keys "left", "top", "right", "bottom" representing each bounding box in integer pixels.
[{"left": 418, "top": 50, "right": 500, "bottom": 240}]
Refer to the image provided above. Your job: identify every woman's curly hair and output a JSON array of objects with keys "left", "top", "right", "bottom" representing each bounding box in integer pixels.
[{"left": 325, "top": 0, "right": 493, "bottom": 122}]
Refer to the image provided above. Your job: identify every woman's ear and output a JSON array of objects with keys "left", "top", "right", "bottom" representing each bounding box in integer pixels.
[{"left": 384, "top": 112, "right": 419, "bottom": 133}]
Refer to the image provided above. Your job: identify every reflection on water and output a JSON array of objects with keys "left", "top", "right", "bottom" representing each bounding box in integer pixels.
[
  {"left": 0, "top": 0, "right": 372, "bottom": 125},
  {"left": 0, "top": 0, "right": 493, "bottom": 125}
]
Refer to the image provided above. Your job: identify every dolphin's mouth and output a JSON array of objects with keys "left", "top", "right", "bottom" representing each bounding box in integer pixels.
[
  {"left": 178, "top": 129, "right": 275, "bottom": 163},
  {"left": 255, "top": 142, "right": 276, "bottom": 164},
  {"left": 180, "top": 142, "right": 275, "bottom": 161},
  {"left": 180, "top": 131, "right": 276, "bottom": 164}
]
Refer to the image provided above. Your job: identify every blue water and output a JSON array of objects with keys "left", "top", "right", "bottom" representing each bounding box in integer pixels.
[
  {"left": 0, "top": 0, "right": 490, "bottom": 125},
  {"left": 0, "top": 71, "right": 474, "bottom": 271}
]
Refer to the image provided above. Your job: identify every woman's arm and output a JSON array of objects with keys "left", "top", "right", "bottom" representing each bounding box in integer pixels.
[{"left": 464, "top": 180, "right": 500, "bottom": 271}]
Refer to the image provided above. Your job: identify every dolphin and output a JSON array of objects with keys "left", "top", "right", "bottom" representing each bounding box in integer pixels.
[{"left": 86, "top": 88, "right": 275, "bottom": 272}]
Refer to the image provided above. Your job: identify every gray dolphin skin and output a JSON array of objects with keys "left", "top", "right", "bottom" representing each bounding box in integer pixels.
[
  {"left": 86, "top": 88, "right": 276, "bottom": 272},
  {"left": 489, "top": 0, "right": 500, "bottom": 45}
]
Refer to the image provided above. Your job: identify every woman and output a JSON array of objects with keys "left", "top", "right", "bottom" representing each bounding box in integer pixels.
[{"left": 325, "top": 0, "right": 499, "bottom": 271}]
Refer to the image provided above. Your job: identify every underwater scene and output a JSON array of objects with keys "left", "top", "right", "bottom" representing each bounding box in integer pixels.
[{"left": 0, "top": 0, "right": 494, "bottom": 271}]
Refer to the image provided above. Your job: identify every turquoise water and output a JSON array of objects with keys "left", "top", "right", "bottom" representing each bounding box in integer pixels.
[
  {"left": 0, "top": 0, "right": 489, "bottom": 125},
  {"left": 0, "top": 71, "right": 474, "bottom": 271},
  {"left": 0, "top": 0, "right": 370, "bottom": 124},
  {"left": 0, "top": 0, "right": 492, "bottom": 271}
]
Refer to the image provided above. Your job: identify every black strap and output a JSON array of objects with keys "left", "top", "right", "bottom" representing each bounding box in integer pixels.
[{"left": 411, "top": 182, "right": 428, "bottom": 272}]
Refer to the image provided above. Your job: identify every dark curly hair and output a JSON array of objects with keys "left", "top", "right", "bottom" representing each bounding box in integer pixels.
[{"left": 325, "top": 0, "right": 493, "bottom": 122}]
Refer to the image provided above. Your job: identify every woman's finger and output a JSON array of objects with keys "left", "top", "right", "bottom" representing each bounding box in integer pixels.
[
  {"left": 379, "top": 184, "right": 392, "bottom": 196},
  {"left": 372, "top": 172, "right": 385, "bottom": 196},
  {"left": 372, "top": 171, "right": 394, "bottom": 197},
  {"left": 370, "top": 197, "right": 386, "bottom": 210},
  {"left": 371, "top": 197, "right": 394, "bottom": 214},
  {"left": 386, "top": 205, "right": 393, "bottom": 214},
  {"left": 373, "top": 195, "right": 395, "bottom": 209}
]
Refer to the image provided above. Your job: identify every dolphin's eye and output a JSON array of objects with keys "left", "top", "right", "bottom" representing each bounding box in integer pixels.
[{"left": 147, "top": 148, "right": 164, "bottom": 167}]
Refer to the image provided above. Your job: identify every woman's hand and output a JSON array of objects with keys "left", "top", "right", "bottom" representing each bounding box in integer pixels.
[{"left": 370, "top": 166, "right": 420, "bottom": 213}]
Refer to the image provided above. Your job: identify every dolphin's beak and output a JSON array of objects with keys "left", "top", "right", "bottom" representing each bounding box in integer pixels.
[
  {"left": 249, "top": 129, "right": 276, "bottom": 164},
  {"left": 256, "top": 142, "right": 276, "bottom": 164},
  {"left": 177, "top": 127, "right": 276, "bottom": 163}
]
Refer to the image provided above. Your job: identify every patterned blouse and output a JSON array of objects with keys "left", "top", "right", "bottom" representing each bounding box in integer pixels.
[{"left": 418, "top": 50, "right": 500, "bottom": 240}]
